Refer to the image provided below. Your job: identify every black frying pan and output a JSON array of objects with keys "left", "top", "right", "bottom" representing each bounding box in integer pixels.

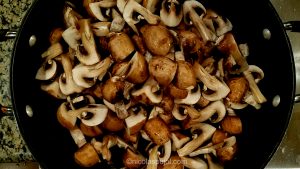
[{"left": 0, "top": 0, "right": 298, "bottom": 168}]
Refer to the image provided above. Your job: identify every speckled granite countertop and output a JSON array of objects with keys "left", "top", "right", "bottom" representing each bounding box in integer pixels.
[{"left": 0, "top": 0, "right": 34, "bottom": 162}]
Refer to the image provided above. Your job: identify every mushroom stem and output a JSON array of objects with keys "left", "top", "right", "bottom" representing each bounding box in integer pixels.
[
  {"left": 180, "top": 156, "right": 208, "bottom": 169},
  {"left": 243, "top": 70, "right": 267, "bottom": 104},
  {"left": 192, "top": 100, "right": 226, "bottom": 123},
  {"left": 70, "top": 126, "right": 87, "bottom": 148},
  {"left": 146, "top": 145, "right": 159, "bottom": 169}
]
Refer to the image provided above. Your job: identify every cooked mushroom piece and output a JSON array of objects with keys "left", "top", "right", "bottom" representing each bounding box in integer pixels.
[
  {"left": 172, "top": 104, "right": 188, "bottom": 121},
  {"left": 178, "top": 30, "right": 203, "bottom": 54},
  {"left": 77, "top": 104, "right": 109, "bottom": 126},
  {"left": 62, "top": 26, "right": 81, "bottom": 50},
  {"left": 161, "top": 154, "right": 184, "bottom": 169},
  {"left": 148, "top": 56, "right": 177, "bottom": 86},
  {"left": 175, "top": 60, "right": 197, "bottom": 90},
  {"left": 108, "top": 32, "right": 135, "bottom": 62},
  {"left": 143, "top": 0, "right": 159, "bottom": 13},
  {"left": 41, "top": 78, "right": 67, "bottom": 99},
  {"left": 167, "top": 84, "right": 188, "bottom": 99},
  {"left": 74, "top": 143, "right": 100, "bottom": 167},
  {"left": 171, "top": 132, "right": 190, "bottom": 151},
  {"left": 123, "top": 0, "right": 159, "bottom": 34},
  {"left": 123, "top": 148, "right": 146, "bottom": 169},
  {"left": 193, "top": 62, "right": 230, "bottom": 101},
  {"left": 226, "top": 77, "right": 249, "bottom": 103},
  {"left": 35, "top": 59, "right": 58, "bottom": 81},
  {"left": 63, "top": 4, "right": 82, "bottom": 28},
  {"left": 88, "top": 0, "right": 117, "bottom": 21},
  {"left": 205, "top": 154, "right": 224, "bottom": 169},
  {"left": 110, "top": 9, "right": 126, "bottom": 32},
  {"left": 76, "top": 19, "right": 100, "bottom": 65},
  {"left": 144, "top": 117, "right": 171, "bottom": 145},
  {"left": 203, "top": 9, "right": 232, "bottom": 37},
  {"left": 103, "top": 99, "right": 130, "bottom": 119},
  {"left": 125, "top": 108, "right": 147, "bottom": 135},
  {"left": 212, "top": 129, "right": 228, "bottom": 145},
  {"left": 126, "top": 51, "right": 149, "bottom": 84},
  {"left": 72, "top": 57, "right": 113, "bottom": 88},
  {"left": 57, "top": 102, "right": 79, "bottom": 129},
  {"left": 248, "top": 65, "right": 264, "bottom": 83},
  {"left": 102, "top": 76, "right": 125, "bottom": 103},
  {"left": 41, "top": 43, "right": 63, "bottom": 61},
  {"left": 192, "top": 100, "right": 226, "bottom": 123},
  {"left": 160, "top": 0, "right": 183, "bottom": 27},
  {"left": 217, "top": 33, "right": 249, "bottom": 74},
  {"left": 80, "top": 122, "right": 103, "bottom": 137},
  {"left": 158, "top": 140, "right": 172, "bottom": 163},
  {"left": 216, "top": 138, "right": 238, "bottom": 163},
  {"left": 183, "top": 0, "right": 217, "bottom": 43},
  {"left": 146, "top": 145, "right": 160, "bottom": 169},
  {"left": 91, "top": 22, "right": 111, "bottom": 37},
  {"left": 221, "top": 115, "right": 242, "bottom": 135},
  {"left": 141, "top": 25, "right": 173, "bottom": 56},
  {"left": 49, "top": 28, "right": 63, "bottom": 44},
  {"left": 174, "top": 85, "right": 201, "bottom": 105},
  {"left": 101, "top": 111, "right": 125, "bottom": 132},
  {"left": 177, "top": 123, "right": 216, "bottom": 156},
  {"left": 180, "top": 156, "right": 208, "bottom": 169},
  {"left": 159, "top": 95, "right": 175, "bottom": 113},
  {"left": 70, "top": 126, "right": 87, "bottom": 148}
]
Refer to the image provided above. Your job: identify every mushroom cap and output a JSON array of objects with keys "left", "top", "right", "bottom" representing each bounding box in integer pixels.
[
  {"left": 175, "top": 60, "right": 197, "bottom": 90},
  {"left": 108, "top": 33, "right": 135, "bottom": 62},
  {"left": 57, "top": 102, "right": 78, "bottom": 129},
  {"left": 101, "top": 76, "right": 125, "bottom": 103},
  {"left": 101, "top": 111, "right": 125, "bottom": 132},
  {"left": 144, "top": 117, "right": 171, "bottom": 145},
  {"left": 74, "top": 143, "right": 100, "bottom": 167},
  {"left": 126, "top": 51, "right": 149, "bottom": 84}
]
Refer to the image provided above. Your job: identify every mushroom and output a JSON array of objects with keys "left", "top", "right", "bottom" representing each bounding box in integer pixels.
[
  {"left": 144, "top": 117, "right": 171, "bottom": 145},
  {"left": 70, "top": 126, "right": 87, "bottom": 148},
  {"left": 76, "top": 19, "right": 100, "bottom": 65},
  {"left": 59, "top": 54, "right": 84, "bottom": 95},
  {"left": 148, "top": 56, "right": 177, "bottom": 86},
  {"left": 131, "top": 77, "right": 163, "bottom": 104},
  {"left": 35, "top": 59, "right": 58, "bottom": 81},
  {"left": 248, "top": 65, "right": 265, "bottom": 83},
  {"left": 193, "top": 62, "right": 230, "bottom": 101},
  {"left": 63, "top": 4, "right": 82, "bottom": 28},
  {"left": 212, "top": 129, "right": 228, "bottom": 145},
  {"left": 175, "top": 60, "right": 197, "bottom": 90},
  {"left": 180, "top": 156, "right": 208, "bottom": 169},
  {"left": 159, "top": 95, "right": 175, "bottom": 113},
  {"left": 172, "top": 104, "right": 188, "bottom": 121},
  {"left": 243, "top": 69, "right": 267, "bottom": 104},
  {"left": 41, "top": 78, "right": 67, "bottom": 99},
  {"left": 103, "top": 99, "right": 130, "bottom": 119},
  {"left": 166, "top": 84, "right": 188, "bottom": 99},
  {"left": 80, "top": 122, "right": 103, "bottom": 137},
  {"left": 221, "top": 116, "right": 242, "bottom": 135},
  {"left": 101, "top": 111, "right": 125, "bottom": 132},
  {"left": 171, "top": 132, "right": 190, "bottom": 150},
  {"left": 202, "top": 57, "right": 216, "bottom": 74},
  {"left": 217, "top": 33, "right": 249, "bottom": 74},
  {"left": 146, "top": 145, "right": 160, "bottom": 169},
  {"left": 160, "top": 154, "right": 184, "bottom": 169},
  {"left": 41, "top": 43, "right": 63, "bottom": 61},
  {"left": 132, "top": 34, "right": 147, "bottom": 55},
  {"left": 68, "top": 95, "right": 96, "bottom": 110},
  {"left": 62, "top": 26, "right": 81, "bottom": 50},
  {"left": 88, "top": 0, "right": 117, "bottom": 21},
  {"left": 203, "top": 9, "right": 232, "bottom": 37},
  {"left": 205, "top": 154, "right": 224, "bottom": 169},
  {"left": 78, "top": 104, "right": 109, "bottom": 127},
  {"left": 141, "top": 25, "right": 173, "bottom": 56},
  {"left": 91, "top": 22, "right": 111, "bottom": 37},
  {"left": 158, "top": 140, "right": 172, "bottom": 163},
  {"left": 72, "top": 57, "right": 113, "bottom": 88},
  {"left": 183, "top": 0, "right": 217, "bottom": 43},
  {"left": 116, "top": 0, "right": 127, "bottom": 14},
  {"left": 177, "top": 123, "right": 216, "bottom": 157},
  {"left": 174, "top": 85, "right": 201, "bottom": 105},
  {"left": 74, "top": 143, "right": 100, "bottom": 167},
  {"left": 160, "top": 0, "right": 183, "bottom": 27},
  {"left": 197, "top": 96, "right": 210, "bottom": 108},
  {"left": 57, "top": 102, "right": 79, "bottom": 129},
  {"left": 110, "top": 9, "right": 126, "bottom": 32},
  {"left": 226, "top": 77, "right": 249, "bottom": 103},
  {"left": 123, "top": 0, "right": 159, "bottom": 34},
  {"left": 192, "top": 100, "right": 226, "bottom": 123},
  {"left": 123, "top": 148, "right": 146, "bottom": 169},
  {"left": 178, "top": 30, "right": 203, "bottom": 54},
  {"left": 125, "top": 107, "right": 147, "bottom": 135},
  {"left": 142, "top": 0, "right": 159, "bottom": 13},
  {"left": 244, "top": 91, "right": 262, "bottom": 109},
  {"left": 215, "top": 136, "right": 237, "bottom": 163},
  {"left": 112, "top": 61, "right": 131, "bottom": 77},
  {"left": 126, "top": 51, "right": 149, "bottom": 84},
  {"left": 101, "top": 76, "right": 125, "bottom": 103},
  {"left": 49, "top": 28, "right": 63, "bottom": 44},
  {"left": 108, "top": 32, "right": 135, "bottom": 62}
]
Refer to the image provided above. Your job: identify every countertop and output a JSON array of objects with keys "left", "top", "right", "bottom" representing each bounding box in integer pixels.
[{"left": 0, "top": 0, "right": 299, "bottom": 168}]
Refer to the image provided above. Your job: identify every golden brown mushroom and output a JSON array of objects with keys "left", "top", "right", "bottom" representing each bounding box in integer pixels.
[
  {"left": 175, "top": 61, "right": 197, "bottom": 90},
  {"left": 108, "top": 33, "right": 135, "bottom": 62},
  {"left": 221, "top": 116, "right": 242, "bottom": 135},
  {"left": 123, "top": 148, "right": 146, "bottom": 169},
  {"left": 101, "top": 111, "right": 125, "bottom": 132},
  {"left": 144, "top": 117, "right": 171, "bottom": 145},
  {"left": 101, "top": 76, "right": 125, "bottom": 103},
  {"left": 74, "top": 143, "right": 100, "bottom": 167},
  {"left": 226, "top": 77, "right": 249, "bottom": 103}
]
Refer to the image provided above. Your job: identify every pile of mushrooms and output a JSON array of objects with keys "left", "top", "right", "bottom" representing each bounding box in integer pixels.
[{"left": 35, "top": 0, "right": 267, "bottom": 168}]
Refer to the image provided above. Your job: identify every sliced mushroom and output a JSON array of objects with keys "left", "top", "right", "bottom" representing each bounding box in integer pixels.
[
  {"left": 91, "top": 22, "right": 111, "bottom": 37},
  {"left": 63, "top": 4, "right": 82, "bottom": 28},
  {"left": 160, "top": 0, "right": 183, "bottom": 27},
  {"left": 244, "top": 91, "right": 261, "bottom": 109},
  {"left": 125, "top": 108, "right": 147, "bottom": 135},
  {"left": 35, "top": 59, "right": 58, "bottom": 81},
  {"left": 41, "top": 43, "right": 63, "bottom": 61},
  {"left": 159, "top": 95, "right": 175, "bottom": 113},
  {"left": 226, "top": 77, "right": 249, "bottom": 103},
  {"left": 192, "top": 101, "right": 226, "bottom": 123},
  {"left": 171, "top": 132, "right": 190, "bottom": 151},
  {"left": 88, "top": 0, "right": 117, "bottom": 21},
  {"left": 172, "top": 104, "right": 188, "bottom": 121},
  {"left": 126, "top": 51, "right": 149, "bottom": 84},
  {"left": 144, "top": 117, "right": 171, "bottom": 145},
  {"left": 146, "top": 145, "right": 160, "bottom": 169},
  {"left": 197, "top": 96, "right": 210, "bottom": 108},
  {"left": 248, "top": 65, "right": 265, "bottom": 83},
  {"left": 72, "top": 57, "right": 113, "bottom": 88},
  {"left": 74, "top": 143, "right": 100, "bottom": 167},
  {"left": 131, "top": 77, "right": 163, "bottom": 104},
  {"left": 205, "top": 154, "right": 224, "bottom": 169},
  {"left": 141, "top": 25, "right": 173, "bottom": 56},
  {"left": 80, "top": 122, "right": 103, "bottom": 137},
  {"left": 177, "top": 123, "right": 216, "bottom": 156},
  {"left": 78, "top": 104, "right": 109, "bottom": 126},
  {"left": 103, "top": 99, "right": 131, "bottom": 119},
  {"left": 112, "top": 61, "right": 131, "bottom": 77},
  {"left": 41, "top": 78, "right": 67, "bottom": 99},
  {"left": 101, "top": 111, "right": 125, "bottom": 132},
  {"left": 123, "top": 148, "right": 146, "bottom": 169},
  {"left": 148, "top": 56, "right": 177, "bottom": 86},
  {"left": 212, "top": 129, "right": 228, "bottom": 145},
  {"left": 76, "top": 19, "right": 100, "bottom": 65},
  {"left": 180, "top": 156, "right": 208, "bottom": 169},
  {"left": 49, "top": 28, "right": 63, "bottom": 44},
  {"left": 221, "top": 116, "right": 242, "bottom": 135},
  {"left": 174, "top": 85, "right": 201, "bottom": 105},
  {"left": 183, "top": 0, "right": 216, "bottom": 43},
  {"left": 62, "top": 26, "right": 81, "bottom": 50},
  {"left": 193, "top": 62, "right": 230, "bottom": 101},
  {"left": 178, "top": 30, "right": 203, "bottom": 54},
  {"left": 217, "top": 33, "right": 249, "bottom": 74},
  {"left": 161, "top": 154, "right": 184, "bottom": 169},
  {"left": 158, "top": 140, "right": 172, "bottom": 163},
  {"left": 175, "top": 60, "right": 197, "bottom": 90},
  {"left": 203, "top": 9, "right": 232, "bottom": 37},
  {"left": 123, "top": 0, "right": 159, "bottom": 34},
  {"left": 57, "top": 102, "right": 79, "bottom": 129},
  {"left": 143, "top": 0, "right": 159, "bottom": 13},
  {"left": 108, "top": 32, "right": 135, "bottom": 62},
  {"left": 132, "top": 34, "right": 147, "bottom": 55},
  {"left": 70, "top": 126, "right": 87, "bottom": 148},
  {"left": 167, "top": 84, "right": 188, "bottom": 99},
  {"left": 111, "top": 9, "right": 126, "bottom": 32},
  {"left": 102, "top": 76, "right": 125, "bottom": 103}
]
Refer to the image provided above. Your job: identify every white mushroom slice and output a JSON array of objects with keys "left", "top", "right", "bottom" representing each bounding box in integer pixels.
[
  {"left": 180, "top": 157, "right": 208, "bottom": 169},
  {"left": 70, "top": 126, "right": 87, "bottom": 148},
  {"left": 239, "top": 43, "right": 249, "bottom": 58},
  {"left": 175, "top": 51, "right": 185, "bottom": 61},
  {"left": 63, "top": 5, "right": 82, "bottom": 28},
  {"left": 174, "top": 85, "right": 201, "bottom": 105},
  {"left": 143, "top": 0, "right": 159, "bottom": 13},
  {"left": 79, "top": 104, "right": 108, "bottom": 126},
  {"left": 103, "top": 99, "right": 131, "bottom": 119},
  {"left": 57, "top": 102, "right": 79, "bottom": 129},
  {"left": 227, "top": 101, "right": 248, "bottom": 110},
  {"left": 243, "top": 70, "right": 267, "bottom": 104},
  {"left": 160, "top": 0, "right": 183, "bottom": 27},
  {"left": 177, "top": 123, "right": 216, "bottom": 157},
  {"left": 171, "top": 132, "right": 190, "bottom": 151},
  {"left": 141, "top": 130, "right": 151, "bottom": 141},
  {"left": 41, "top": 78, "right": 67, "bottom": 99},
  {"left": 35, "top": 59, "right": 57, "bottom": 80},
  {"left": 193, "top": 101, "right": 226, "bottom": 123},
  {"left": 72, "top": 57, "right": 113, "bottom": 88},
  {"left": 110, "top": 9, "right": 125, "bottom": 32},
  {"left": 248, "top": 65, "right": 264, "bottom": 83},
  {"left": 146, "top": 145, "right": 159, "bottom": 169},
  {"left": 125, "top": 111, "right": 147, "bottom": 135},
  {"left": 41, "top": 43, "right": 63, "bottom": 61},
  {"left": 172, "top": 104, "right": 187, "bottom": 121},
  {"left": 117, "top": 0, "right": 128, "bottom": 13},
  {"left": 244, "top": 91, "right": 261, "bottom": 109},
  {"left": 203, "top": 10, "right": 232, "bottom": 37},
  {"left": 131, "top": 77, "right": 163, "bottom": 104},
  {"left": 91, "top": 22, "right": 111, "bottom": 37},
  {"left": 158, "top": 140, "right": 172, "bottom": 163},
  {"left": 62, "top": 26, "right": 81, "bottom": 50},
  {"left": 148, "top": 106, "right": 163, "bottom": 119},
  {"left": 59, "top": 54, "right": 84, "bottom": 95},
  {"left": 123, "top": 0, "right": 160, "bottom": 34},
  {"left": 193, "top": 62, "right": 230, "bottom": 101},
  {"left": 89, "top": 0, "right": 117, "bottom": 21},
  {"left": 183, "top": 0, "right": 217, "bottom": 43},
  {"left": 76, "top": 19, "right": 100, "bottom": 65},
  {"left": 205, "top": 154, "right": 224, "bottom": 169}
]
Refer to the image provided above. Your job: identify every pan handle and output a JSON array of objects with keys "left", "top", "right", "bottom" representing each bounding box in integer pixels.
[
  {"left": 0, "top": 29, "right": 17, "bottom": 41},
  {"left": 284, "top": 21, "right": 300, "bottom": 32}
]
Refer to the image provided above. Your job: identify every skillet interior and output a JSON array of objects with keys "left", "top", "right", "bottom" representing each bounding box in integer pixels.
[{"left": 11, "top": 0, "right": 295, "bottom": 168}]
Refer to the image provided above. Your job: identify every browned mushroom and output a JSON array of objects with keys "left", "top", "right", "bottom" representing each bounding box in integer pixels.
[
  {"left": 80, "top": 122, "right": 103, "bottom": 137},
  {"left": 49, "top": 28, "right": 64, "bottom": 44},
  {"left": 126, "top": 51, "right": 149, "bottom": 84},
  {"left": 102, "top": 76, "right": 125, "bottom": 103},
  {"left": 212, "top": 129, "right": 228, "bottom": 144},
  {"left": 101, "top": 111, "right": 125, "bottom": 132},
  {"left": 221, "top": 116, "right": 242, "bottom": 135},
  {"left": 144, "top": 117, "right": 171, "bottom": 145},
  {"left": 166, "top": 84, "right": 188, "bottom": 99},
  {"left": 175, "top": 60, "right": 197, "bottom": 90},
  {"left": 123, "top": 148, "right": 146, "bottom": 169},
  {"left": 74, "top": 143, "right": 100, "bottom": 167},
  {"left": 108, "top": 32, "right": 135, "bottom": 62}
]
